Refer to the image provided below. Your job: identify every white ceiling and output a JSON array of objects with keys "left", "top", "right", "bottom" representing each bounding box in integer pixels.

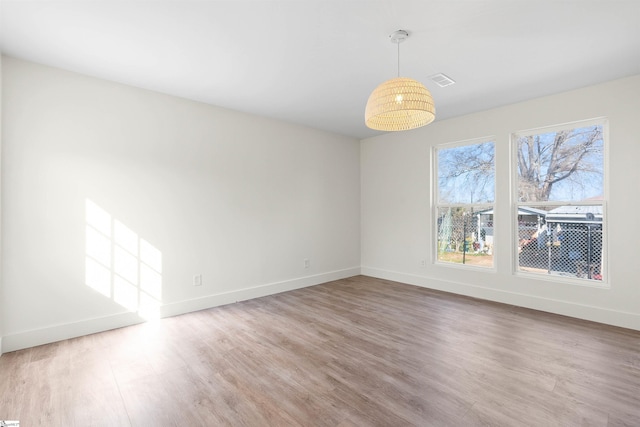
[{"left": 1, "top": 1, "right": 639, "bottom": 139}]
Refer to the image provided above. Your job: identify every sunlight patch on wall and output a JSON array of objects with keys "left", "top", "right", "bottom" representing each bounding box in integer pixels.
[{"left": 85, "top": 199, "right": 162, "bottom": 320}]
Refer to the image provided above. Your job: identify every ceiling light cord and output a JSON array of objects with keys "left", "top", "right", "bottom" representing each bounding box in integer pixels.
[{"left": 397, "top": 42, "right": 400, "bottom": 77}]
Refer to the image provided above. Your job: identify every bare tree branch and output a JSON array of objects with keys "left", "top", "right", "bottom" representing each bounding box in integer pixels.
[{"left": 517, "top": 125, "right": 603, "bottom": 202}]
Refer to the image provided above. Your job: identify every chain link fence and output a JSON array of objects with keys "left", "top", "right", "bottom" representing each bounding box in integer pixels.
[
  {"left": 517, "top": 205, "right": 603, "bottom": 281},
  {"left": 436, "top": 205, "right": 603, "bottom": 279}
]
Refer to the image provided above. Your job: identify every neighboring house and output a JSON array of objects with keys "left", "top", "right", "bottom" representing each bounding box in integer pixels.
[{"left": 475, "top": 206, "right": 547, "bottom": 248}]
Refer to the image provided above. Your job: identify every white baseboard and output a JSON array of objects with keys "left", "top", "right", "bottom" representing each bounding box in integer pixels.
[
  {"left": 361, "top": 266, "right": 640, "bottom": 331},
  {"left": 0, "top": 267, "right": 360, "bottom": 354},
  {"left": 7, "top": 264, "right": 634, "bottom": 355},
  {"left": 1, "top": 312, "right": 144, "bottom": 354},
  {"left": 161, "top": 267, "right": 360, "bottom": 318}
]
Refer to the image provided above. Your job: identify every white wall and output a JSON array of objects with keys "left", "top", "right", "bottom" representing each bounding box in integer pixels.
[
  {"left": 361, "top": 75, "right": 640, "bottom": 330},
  {"left": 1, "top": 56, "right": 361, "bottom": 352},
  {"left": 3, "top": 56, "right": 638, "bottom": 354},
  {"left": 0, "top": 53, "right": 3, "bottom": 355}
]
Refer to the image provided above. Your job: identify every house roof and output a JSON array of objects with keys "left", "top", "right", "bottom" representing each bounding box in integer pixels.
[
  {"left": 476, "top": 205, "right": 603, "bottom": 224},
  {"left": 546, "top": 205, "right": 603, "bottom": 224},
  {"left": 476, "top": 207, "right": 547, "bottom": 217}
]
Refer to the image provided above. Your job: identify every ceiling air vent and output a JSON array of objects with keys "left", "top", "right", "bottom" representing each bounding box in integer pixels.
[{"left": 429, "top": 73, "right": 456, "bottom": 87}]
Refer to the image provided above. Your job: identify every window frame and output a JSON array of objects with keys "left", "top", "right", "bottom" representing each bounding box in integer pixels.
[
  {"left": 510, "top": 117, "right": 609, "bottom": 287},
  {"left": 432, "top": 136, "right": 497, "bottom": 270}
]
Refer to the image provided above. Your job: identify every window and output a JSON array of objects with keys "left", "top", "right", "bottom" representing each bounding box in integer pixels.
[
  {"left": 435, "top": 138, "right": 495, "bottom": 268},
  {"left": 513, "top": 119, "right": 606, "bottom": 283}
]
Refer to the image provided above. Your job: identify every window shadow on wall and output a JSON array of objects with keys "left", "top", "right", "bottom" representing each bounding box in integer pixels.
[{"left": 85, "top": 199, "right": 162, "bottom": 320}]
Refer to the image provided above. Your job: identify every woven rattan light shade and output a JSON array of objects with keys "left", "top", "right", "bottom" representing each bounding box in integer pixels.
[{"left": 365, "top": 77, "right": 436, "bottom": 131}]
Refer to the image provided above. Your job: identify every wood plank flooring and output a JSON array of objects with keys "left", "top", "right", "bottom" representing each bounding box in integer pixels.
[{"left": 1, "top": 275, "right": 639, "bottom": 426}]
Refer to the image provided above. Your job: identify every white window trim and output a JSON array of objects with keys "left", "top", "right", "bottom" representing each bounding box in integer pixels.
[
  {"left": 510, "top": 117, "right": 609, "bottom": 287},
  {"left": 432, "top": 136, "right": 497, "bottom": 271}
]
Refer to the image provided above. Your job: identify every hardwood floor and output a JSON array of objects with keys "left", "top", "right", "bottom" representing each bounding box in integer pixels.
[{"left": 1, "top": 275, "right": 639, "bottom": 426}]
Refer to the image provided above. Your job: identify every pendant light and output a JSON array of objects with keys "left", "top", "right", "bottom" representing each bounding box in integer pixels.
[{"left": 365, "top": 30, "right": 436, "bottom": 131}]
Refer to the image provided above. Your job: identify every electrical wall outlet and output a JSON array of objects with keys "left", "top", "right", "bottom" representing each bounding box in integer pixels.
[
  {"left": 304, "top": 259, "right": 310, "bottom": 269},
  {"left": 193, "top": 274, "right": 203, "bottom": 286},
  {"left": 420, "top": 259, "right": 427, "bottom": 267}
]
